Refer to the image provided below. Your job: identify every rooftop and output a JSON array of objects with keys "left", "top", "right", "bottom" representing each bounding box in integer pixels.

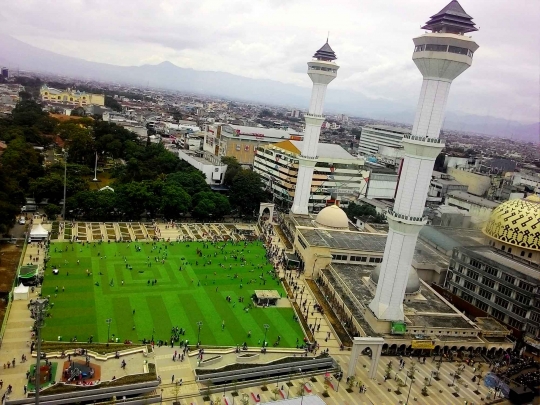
[
  {"left": 290, "top": 141, "right": 355, "bottom": 160},
  {"left": 313, "top": 41, "right": 337, "bottom": 61},
  {"left": 447, "top": 190, "right": 500, "bottom": 208},
  {"left": 363, "top": 125, "right": 411, "bottom": 135},
  {"left": 463, "top": 246, "right": 540, "bottom": 280},
  {"left": 299, "top": 228, "right": 386, "bottom": 252},
  {"left": 419, "top": 225, "right": 485, "bottom": 254},
  {"left": 225, "top": 124, "right": 301, "bottom": 140},
  {"left": 422, "top": 0, "right": 478, "bottom": 34}
]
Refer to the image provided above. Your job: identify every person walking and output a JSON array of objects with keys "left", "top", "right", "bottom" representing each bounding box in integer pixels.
[{"left": 171, "top": 374, "right": 175, "bottom": 383}]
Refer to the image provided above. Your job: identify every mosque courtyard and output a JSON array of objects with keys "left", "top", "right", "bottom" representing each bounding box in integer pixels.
[{"left": 42, "top": 240, "right": 304, "bottom": 347}]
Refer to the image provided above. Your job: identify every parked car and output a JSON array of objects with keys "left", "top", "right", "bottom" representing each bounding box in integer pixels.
[{"left": 18, "top": 217, "right": 26, "bottom": 225}]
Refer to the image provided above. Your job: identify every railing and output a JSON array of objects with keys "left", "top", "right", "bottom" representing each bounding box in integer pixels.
[
  {"left": 299, "top": 154, "right": 318, "bottom": 160},
  {"left": 403, "top": 134, "right": 443, "bottom": 144},
  {"left": 0, "top": 238, "right": 28, "bottom": 348},
  {"left": 387, "top": 209, "right": 427, "bottom": 223},
  {"left": 304, "top": 113, "right": 325, "bottom": 119}
]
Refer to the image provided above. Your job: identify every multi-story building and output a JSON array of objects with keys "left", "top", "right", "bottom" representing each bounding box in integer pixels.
[
  {"left": 358, "top": 125, "right": 410, "bottom": 157},
  {"left": 445, "top": 190, "right": 499, "bottom": 223},
  {"left": 428, "top": 171, "right": 468, "bottom": 202},
  {"left": 40, "top": 85, "right": 105, "bottom": 107},
  {"left": 1, "top": 67, "right": 8, "bottom": 79},
  {"left": 253, "top": 140, "right": 368, "bottom": 213},
  {"left": 443, "top": 194, "right": 540, "bottom": 350},
  {"left": 203, "top": 124, "right": 302, "bottom": 166}
]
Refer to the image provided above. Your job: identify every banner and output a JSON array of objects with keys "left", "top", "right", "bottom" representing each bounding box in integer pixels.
[{"left": 411, "top": 340, "right": 435, "bottom": 349}]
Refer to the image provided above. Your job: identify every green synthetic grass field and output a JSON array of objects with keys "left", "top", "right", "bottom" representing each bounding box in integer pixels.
[{"left": 42, "top": 240, "right": 304, "bottom": 348}]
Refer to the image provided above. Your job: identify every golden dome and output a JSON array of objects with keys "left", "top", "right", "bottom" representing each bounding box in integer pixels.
[
  {"left": 483, "top": 194, "right": 540, "bottom": 251},
  {"left": 315, "top": 204, "right": 349, "bottom": 230}
]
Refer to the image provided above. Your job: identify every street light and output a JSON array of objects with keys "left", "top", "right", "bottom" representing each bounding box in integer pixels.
[
  {"left": 428, "top": 370, "right": 435, "bottom": 386},
  {"left": 197, "top": 321, "right": 203, "bottom": 346},
  {"left": 106, "top": 318, "right": 112, "bottom": 347},
  {"left": 33, "top": 298, "right": 49, "bottom": 405},
  {"left": 298, "top": 368, "right": 305, "bottom": 405},
  {"left": 61, "top": 150, "right": 68, "bottom": 219},
  {"left": 263, "top": 324, "right": 270, "bottom": 348},
  {"left": 92, "top": 151, "right": 99, "bottom": 182},
  {"left": 405, "top": 375, "right": 414, "bottom": 405}
]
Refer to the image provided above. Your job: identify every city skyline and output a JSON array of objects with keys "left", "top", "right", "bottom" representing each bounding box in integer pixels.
[{"left": 0, "top": 0, "right": 538, "bottom": 126}]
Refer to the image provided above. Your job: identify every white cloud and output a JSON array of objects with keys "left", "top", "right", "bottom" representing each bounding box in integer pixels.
[{"left": 0, "top": 0, "right": 538, "bottom": 122}]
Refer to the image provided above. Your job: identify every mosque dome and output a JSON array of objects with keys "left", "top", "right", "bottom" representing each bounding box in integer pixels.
[
  {"left": 370, "top": 265, "right": 421, "bottom": 295},
  {"left": 483, "top": 194, "right": 540, "bottom": 252},
  {"left": 315, "top": 204, "right": 349, "bottom": 230}
]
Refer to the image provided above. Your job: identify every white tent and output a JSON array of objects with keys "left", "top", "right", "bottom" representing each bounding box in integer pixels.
[
  {"left": 14, "top": 283, "right": 29, "bottom": 300},
  {"left": 29, "top": 224, "right": 49, "bottom": 241}
]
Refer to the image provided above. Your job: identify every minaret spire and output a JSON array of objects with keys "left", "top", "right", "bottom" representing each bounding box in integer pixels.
[
  {"left": 291, "top": 41, "right": 339, "bottom": 215},
  {"left": 368, "top": 1, "right": 479, "bottom": 321}
]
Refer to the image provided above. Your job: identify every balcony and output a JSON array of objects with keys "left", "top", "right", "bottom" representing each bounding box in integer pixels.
[
  {"left": 387, "top": 209, "right": 427, "bottom": 224},
  {"left": 403, "top": 134, "right": 443, "bottom": 144}
]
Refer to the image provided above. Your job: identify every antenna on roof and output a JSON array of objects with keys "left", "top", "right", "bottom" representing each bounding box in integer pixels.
[{"left": 327, "top": 31, "right": 329, "bottom": 43}]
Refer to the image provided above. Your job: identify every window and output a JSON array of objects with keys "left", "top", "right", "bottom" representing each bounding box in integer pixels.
[
  {"left": 521, "top": 251, "right": 525, "bottom": 257},
  {"left": 454, "top": 275, "right": 461, "bottom": 284},
  {"left": 501, "top": 246, "right": 505, "bottom": 251},
  {"left": 332, "top": 254, "right": 347, "bottom": 261},
  {"left": 414, "top": 45, "right": 425, "bottom": 52},
  {"left": 461, "top": 292, "right": 473, "bottom": 303},
  {"left": 298, "top": 237, "right": 307, "bottom": 250},
  {"left": 464, "top": 281, "right": 476, "bottom": 291},
  {"left": 515, "top": 293, "right": 530, "bottom": 305},
  {"left": 452, "top": 286, "right": 459, "bottom": 295},
  {"left": 491, "top": 308, "right": 505, "bottom": 321},
  {"left": 504, "top": 274, "right": 516, "bottom": 285},
  {"left": 478, "top": 288, "right": 492, "bottom": 300},
  {"left": 476, "top": 301, "right": 489, "bottom": 312},
  {"left": 466, "top": 269, "right": 479, "bottom": 281},
  {"left": 484, "top": 266, "right": 498, "bottom": 276},
  {"left": 528, "top": 252, "right": 533, "bottom": 258},
  {"left": 470, "top": 259, "right": 482, "bottom": 269},
  {"left": 235, "top": 145, "right": 241, "bottom": 151},
  {"left": 499, "top": 285, "right": 513, "bottom": 297},
  {"left": 530, "top": 312, "right": 540, "bottom": 323},
  {"left": 508, "top": 317, "right": 522, "bottom": 329},
  {"left": 525, "top": 324, "right": 537, "bottom": 337},
  {"left": 508, "top": 248, "right": 512, "bottom": 254},
  {"left": 425, "top": 44, "right": 448, "bottom": 52},
  {"left": 482, "top": 278, "right": 495, "bottom": 289},
  {"left": 513, "top": 306, "right": 527, "bottom": 318},
  {"left": 495, "top": 296, "right": 509, "bottom": 309},
  {"left": 369, "top": 257, "right": 382, "bottom": 263},
  {"left": 448, "top": 46, "right": 470, "bottom": 55},
  {"left": 519, "top": 281, "right": 534, "bottom": 293},
  {"left": 350, "top": 256, "right": 367, "bottom": 262}
]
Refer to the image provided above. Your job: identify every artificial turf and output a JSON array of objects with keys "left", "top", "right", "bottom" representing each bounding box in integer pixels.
[{"left": 42, "top": 240, "right": 304, "bottom": 348}]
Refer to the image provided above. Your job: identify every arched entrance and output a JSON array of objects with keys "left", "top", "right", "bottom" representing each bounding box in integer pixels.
[
  {"left": 259, "top": 203, "right": 275, "bottom": 222},
  {"left": 347, "top": 337, "right": 385, "bottom": 379}
]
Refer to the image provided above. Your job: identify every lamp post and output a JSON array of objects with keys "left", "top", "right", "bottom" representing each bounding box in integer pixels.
[
  {"left": 62, "top": 150, "right": 68, "bottom": 219},
  {"left": 106, "top": 318, "right": 112, "bottom": 347},
  {"left": 298, "top": 368, "right": 305, "bottom": 405},
  {"left": 405, "top": 375, "right": 414, "bottom": 405},
  {"left": 160, "top": 388, "right": 163, "bottom": 404},
  {"left": 428, "top": 370, "right": 435, "bottom": 386},
  {"left": 92, "top": 151, "right": 99, "bottom": 182},
  {"left": 197, "top": 321, "right": 203, "bottom": 346},
  {"left": 263, "top": 324, "right": 270, "bottom": 348},
  {"left": 33, "top": 298, "right": 49, "bottom": 405}
]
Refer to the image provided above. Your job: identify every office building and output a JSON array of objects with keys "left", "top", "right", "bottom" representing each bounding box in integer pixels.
[
  {"left": 358, "top": 125, "right": 410, "bottom": 157},
  {"left": 253, "top": 140, "right": 368, "bottom": 212}
]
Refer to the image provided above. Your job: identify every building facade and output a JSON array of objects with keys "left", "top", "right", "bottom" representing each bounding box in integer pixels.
[
  {"left": 40, "top": 85, "right": 105, "bottom": 107},
  {"left": 358, "top": 125, "right": 410, "bottom": 157},
  {"left": 253, "top": 140, "right": 368, "bottom": 212},
  {"left": 203, "top": 124, "right": 302, "bottom": 166}
]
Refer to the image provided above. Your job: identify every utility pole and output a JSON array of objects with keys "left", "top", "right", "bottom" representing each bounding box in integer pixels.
[
  {"left": 62, "top": 150, "right": 68, "bottom": 220},
  {"left": 33, "top": 298, "right": 49, "bottom": 405}
]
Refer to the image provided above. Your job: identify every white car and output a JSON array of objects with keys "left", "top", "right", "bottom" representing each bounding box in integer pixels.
[{"left": 18, "top": 218, "right": 26, "bottom": 225}]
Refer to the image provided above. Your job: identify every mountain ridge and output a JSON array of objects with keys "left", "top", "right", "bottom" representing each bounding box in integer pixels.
[{"left": 0, "top": 34, "right": 538, "bottom": 143}]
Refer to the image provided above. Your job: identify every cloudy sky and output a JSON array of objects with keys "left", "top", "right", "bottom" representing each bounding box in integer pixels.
[{"left": 1, "top": 0, "right": 538, "bottom": 123}]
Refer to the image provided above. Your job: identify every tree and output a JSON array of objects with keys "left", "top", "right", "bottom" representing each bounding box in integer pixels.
[
  {"left": 229, "top": 170, "right": 264, "bottom": 216},
  {"left": 384, "top": 361, "right": 393, "bottom": 380},
  {"left": 166, "top": 171, "right": 209, "bottom": 195},
  {"left": 192, "top": 192, "right": 231, "bottom": 220},
  {"left": 105, "top": 96, "right": 122, "bottom": 112},
  {"left": 116, "top": 182, "right": 154, "bottom": 219},
  {"left": 221, "top": 156, "right": 242, "bottom": 186},
  {"left": 44, "top": 204, "right": 61, "bottom": 219},
  {"left": 160, "top": 184, "right": 191, "bottom": 219}
]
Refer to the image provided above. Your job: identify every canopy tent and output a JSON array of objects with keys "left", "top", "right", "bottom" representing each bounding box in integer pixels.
[
  {"left": 18, "top": 265, "right": 39, "bottom": 285},
  {"left": 29, "top": 224, "right": 49, "bottom": 241},
  {"left": 14, "top": 283, "right": 29, "bottom": 300}
]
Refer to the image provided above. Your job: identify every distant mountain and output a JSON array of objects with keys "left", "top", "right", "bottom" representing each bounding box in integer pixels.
[{"left": 0, "top": 34, "right": 538, "bottom": 143}]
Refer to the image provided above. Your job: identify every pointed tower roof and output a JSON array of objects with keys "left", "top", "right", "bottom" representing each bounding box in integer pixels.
[
  {"left": 422, "top": 0, "right": 478, "bottom": 34},
  {"left": 313, "top": 41, "right": 337, "bottom": 61}
]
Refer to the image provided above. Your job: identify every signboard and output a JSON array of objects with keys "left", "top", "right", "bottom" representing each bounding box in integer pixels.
[{"left": 411, "top": 340, "right": 435, "bottom": 350}]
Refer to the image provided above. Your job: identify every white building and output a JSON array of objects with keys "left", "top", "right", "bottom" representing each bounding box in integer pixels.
[
  {"left": 358, "top": 125, "right": 410, "bottom": 157},
  {"left": 369, "top": 0, "right": 480, "bottom": 321},
  {"left": 177, "top": 150, "right": 227, "bottom": 186}
]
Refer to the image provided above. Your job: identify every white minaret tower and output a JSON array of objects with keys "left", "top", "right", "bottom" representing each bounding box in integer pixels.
[
  {"left": 291, "top": 41, "right": 339, "bottom": 215},
  {"left": 369, "top": 0, "right": 479, "bottom": 321}
]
